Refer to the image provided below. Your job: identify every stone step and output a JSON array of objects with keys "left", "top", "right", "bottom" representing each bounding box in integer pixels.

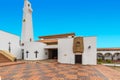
[
  {"left": 0, "top": 53, "right": 11, "bottom": 63},
  {"left": 0, "top": 59, "right": 11, "bottom": 63}
]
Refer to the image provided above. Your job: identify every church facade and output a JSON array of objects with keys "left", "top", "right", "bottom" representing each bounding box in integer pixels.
[
  {"left": 0, "top": 0, "right": 97, "bottom": 65},
  {"left": 21, "top": 0, "right": 97, "bottom": 65},
  {"left": 23, "top": 33, "right": 97, "bottom": 65}
]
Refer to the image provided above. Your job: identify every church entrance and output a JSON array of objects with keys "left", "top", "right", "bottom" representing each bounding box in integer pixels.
[
  {"left": 75, "top": 55, "right": 82, "bottom": 64},
  {"left": 48, "top": 49, "right": 58, "bottom": 59}
]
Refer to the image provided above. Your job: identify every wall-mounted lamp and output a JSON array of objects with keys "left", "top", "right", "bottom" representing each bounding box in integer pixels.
[{"left": 88, "top": 45, "right": 91, "bottom": 49}]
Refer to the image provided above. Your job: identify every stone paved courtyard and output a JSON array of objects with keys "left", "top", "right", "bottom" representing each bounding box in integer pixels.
[{"left": 0, "top": 60, "right": 120, "bottom": 80}]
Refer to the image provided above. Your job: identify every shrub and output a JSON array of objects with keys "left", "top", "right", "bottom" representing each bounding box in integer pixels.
[
  {"left": 97, "top": 58, "right": 103, "bottom": 62},
  {"left": 105, "top": 59, "right": 112, "bottom": 63},
  {"left": 97, "top": 62, "right": 102, "bottom": 64},
  {"left": 97, "top": 59, "right": 103, "bottom": 64}
]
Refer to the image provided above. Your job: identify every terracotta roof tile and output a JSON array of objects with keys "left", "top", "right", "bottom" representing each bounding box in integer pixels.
[
  {"left": 39, "top": 33, "right": 75, "bottom": 39},
  {"left": 38, "top": 39, "right": 58, "bottom": 43},
  {"left": 97, "top": 48, "right": 120, "bottom": 51}
]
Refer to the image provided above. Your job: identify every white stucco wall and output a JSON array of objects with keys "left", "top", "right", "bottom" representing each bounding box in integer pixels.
[
  {"left": 58, "top": 37, "right": 97, "bottom": 65},
  {"left": 0, "top": 30, "right": 21, "bottom": 59},
  {"left": 45, "top": 45, "right": 58, "bottom": 49},
  {"left": 24, "top": 42, "right": 48, "bottom": 60},
  {"left": 58, "top": 38, "right": 75, "bottom": 64},
  {"left": 82, "top": 37, "right": 97, "bottom": 65}
]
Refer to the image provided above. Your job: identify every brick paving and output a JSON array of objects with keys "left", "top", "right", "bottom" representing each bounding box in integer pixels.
[
  {"left": 94, "top": 65, "right": 120, "bottom": 80},
  {"left": 0, "top": 61, "right": 24, "bottom": 67},
  {"left": 0, "top": 61, "right": 120, "bottom": 80}
]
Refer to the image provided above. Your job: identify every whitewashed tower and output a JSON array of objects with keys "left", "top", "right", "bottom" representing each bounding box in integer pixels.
[{"left": 21, "top": 0, "right": 34, "bottom": 45}]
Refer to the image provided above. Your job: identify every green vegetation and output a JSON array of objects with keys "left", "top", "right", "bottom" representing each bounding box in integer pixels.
[
  {"left": 97, "top": 59, "right": 113, "bottom": 64},
  {"left": 105, "top": 59, "right": 112, "bottom": 63},
  {"left": 109, "top": 66, "right": 120, "bottom": 72},
  {"left": 97, "top": 59, "right": 103, "bottom": 64}
]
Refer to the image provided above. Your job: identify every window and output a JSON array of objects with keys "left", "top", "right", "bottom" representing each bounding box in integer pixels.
[
  {"left": 34, "top": 51, "right": 39, "bottom": 58},
  {"left": 26, "top": 51, "right": 29, "bottom": 58},
  {"left": 88, "top": 45, "right": 91, "bottom": 49},
  {"left": 28, "top": 4, "right": 30, "bottom": 7},
  {"left": 23, "top": 19, "right": 26, "bottom": 22},
  {"left": 21, "top": 43, "right": 24, "bottom": 46},
  {"left": 30, "top": 38, "right": 32, "bottom": 42}
]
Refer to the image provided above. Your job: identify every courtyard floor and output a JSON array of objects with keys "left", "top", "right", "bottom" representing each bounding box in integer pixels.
[
  {"left": 0, "top": 60, "right": 120, "bottom": 80},
  {"left": 108, "top": 66, "right": 120, "bottom": 72}
]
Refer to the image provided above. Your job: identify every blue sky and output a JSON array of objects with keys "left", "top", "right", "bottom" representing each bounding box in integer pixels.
[{"left": 0, "top": 0, "right": 120, "bottom": 48}]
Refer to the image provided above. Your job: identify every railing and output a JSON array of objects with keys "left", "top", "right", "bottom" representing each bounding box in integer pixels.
[{"left": 0, "top": 50, "right": 16, "bottom": 62}]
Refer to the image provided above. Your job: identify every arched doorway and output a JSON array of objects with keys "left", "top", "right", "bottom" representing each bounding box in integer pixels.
[
  {"left": 113, "top": 53, "right": 120, "bottom": 60},
  {"left": 104, "top": 53, "right": 112, "bottom": 60},
  {"left": 97, "top": 53, "right": 104, "bottom": 60}
]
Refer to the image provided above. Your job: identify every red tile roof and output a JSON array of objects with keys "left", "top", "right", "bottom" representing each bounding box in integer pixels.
[
  {"left": 97, "top": 48, "right": 120, "bottom": 51},
  {"left": 39, "top": 33, "right": 75, "bottom": 39}
]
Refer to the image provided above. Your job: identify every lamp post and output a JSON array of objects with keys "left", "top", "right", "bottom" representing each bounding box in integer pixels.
[{"left": 8, "top": 42, "right": 11, "bottom": 53}]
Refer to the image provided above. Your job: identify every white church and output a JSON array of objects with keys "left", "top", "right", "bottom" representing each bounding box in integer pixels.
[{"left": 1, "top": 0, "right": 119, "bottom": 65}]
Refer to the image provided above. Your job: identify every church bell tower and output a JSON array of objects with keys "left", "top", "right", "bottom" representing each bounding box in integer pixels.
[{"left": 21, "top": 0, "right": 34, "bottom": 45}]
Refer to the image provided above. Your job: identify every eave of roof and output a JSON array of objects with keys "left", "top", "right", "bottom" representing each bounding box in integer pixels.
[
  {"left": 38, "top": 39, "right": 58, "bottom": 43},
  {"left": 38, "top": 33, "right": 75, "bottom": 39},
  {"left": 97, "top": 48, "right": 120, "bottom": 51}
]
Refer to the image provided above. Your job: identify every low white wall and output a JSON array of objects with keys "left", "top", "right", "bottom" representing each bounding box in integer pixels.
[
  {"left": 0, "top": 30, "right": 21, "bottom": 59},
  {"left": 24, "top": 42, "right": 48, "bottom": 60},
  {"left": 82, "top": 37, "right": 97, "bottom": 65}
]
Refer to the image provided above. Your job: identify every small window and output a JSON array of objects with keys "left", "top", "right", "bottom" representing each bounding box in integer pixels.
[
  {"left": 30, "top": 38, "right": 32, "bottom": 42},
  {"left": 88, "top": 45, "right": 91, "bottom": 49},
  {"left": 23, "top": 19, "right": 26, "bottom": 22},
  {"left": 21, "top": 43, "right": 24, "bottom": 46},
  {"left": 28, "top": 4, "right": 30, "bottom": 7},
  {"left": 26, "top": 51, "right": 29, "bottom": 58},
  {"left": 34, "top": 51, "right": 39, "bottom": 58}
]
